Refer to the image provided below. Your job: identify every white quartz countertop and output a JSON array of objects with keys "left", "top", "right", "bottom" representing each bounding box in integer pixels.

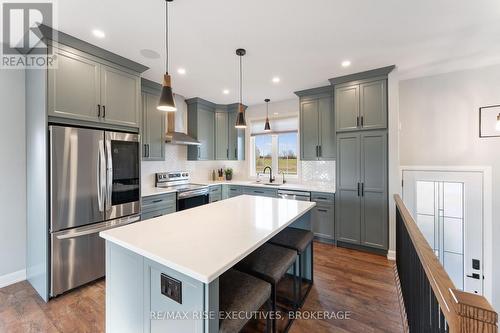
[
  {"left": 141, "top": 187, "right": 177, "bottom": 197},
  {"left": 100, "top": 195, "right": 316, "bottom": 283},
  {"left": 195, "top": 180, "right": 335, "bottom": 194}
]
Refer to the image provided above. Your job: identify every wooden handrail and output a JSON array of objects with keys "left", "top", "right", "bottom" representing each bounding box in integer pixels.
[{"left": 394, "top": 194, "right": 497, "bottom": 333}]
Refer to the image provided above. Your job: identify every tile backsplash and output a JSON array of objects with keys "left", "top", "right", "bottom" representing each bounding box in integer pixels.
[
  {"left": 141, "top": 145, "right": 247, "bottom": 188},
  {"left": 300, "top": 160, "right": 335, "bottom": 186}
]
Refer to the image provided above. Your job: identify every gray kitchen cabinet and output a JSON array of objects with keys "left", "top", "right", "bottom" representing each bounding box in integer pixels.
[
  {"left": 295, "top": 86, "right": 335, "bottom": 161},
  {"left": 228, "top": 105, "right": 246, "bottom": 160},
  {"left": 141, "top": 193, "right": 176, "bottom": 221},
  {"left": 334, "top": 79, "right": 387, "bottom": 132},
  {"left": 209, "top": 185, "right": 222, "bottom": 203},
  {"left": 186, "top": 98, "right": 215, "bottom": 161},
  {"left": 100, "top": 65, "right": 141, "bottom": 127},
  {"left": 243, "top": 187, "right": 277, "bottom": 198},
  {"left": 48, "top": 48, "right": 101, "bottom": 122},
  {"left": 215, "top": 111, "right": 229, "bottom": 160},
  {"left": 335, "top": 131, "right": 387, "bottom": 250},
  {"left": 48, "top": 44, "right": 142, "bottom": 129},
  {"left": 311, "top": 192, "right": 335, "bottom": 241},
  {"left": 227, "top": 185, "right": 243, "bottom": 198},
  {"left": 141, "top": 79, "right": 165, "bottom": 161}
]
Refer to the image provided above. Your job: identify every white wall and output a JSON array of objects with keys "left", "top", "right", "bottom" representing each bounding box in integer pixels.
[
  {"left": 399, "top": 63, "right": 500, "bottom": 311},
  {"left": 0, "top": 68, "right": 26, "bottom": 281}
]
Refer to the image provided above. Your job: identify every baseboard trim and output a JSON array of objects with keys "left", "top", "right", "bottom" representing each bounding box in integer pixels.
[
  {"left": 387, "top": 250, "right": 396, "bottom": 261},
  {"left": 0, "top": 269, "right": 26, "bottom": 289}
]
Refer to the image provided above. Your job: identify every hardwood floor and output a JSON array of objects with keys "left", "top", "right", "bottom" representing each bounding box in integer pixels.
[{"left": 0, "top": 243, "right": 403, "bottom": 333}]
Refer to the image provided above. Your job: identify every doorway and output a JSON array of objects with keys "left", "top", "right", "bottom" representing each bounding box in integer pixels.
[{"left": 402, "top": 168, "right": 488, "bottom": 296}]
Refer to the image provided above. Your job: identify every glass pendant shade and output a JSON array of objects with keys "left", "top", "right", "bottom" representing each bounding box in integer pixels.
[
  {"left": 157, "top": 73, "right": 176, "bottom": 111},
  {"left": 496, "top": 114, "right": 500, "bottom": 131},
  {"left": 264, "top": 98, "right": 271, "bottom": 131}
]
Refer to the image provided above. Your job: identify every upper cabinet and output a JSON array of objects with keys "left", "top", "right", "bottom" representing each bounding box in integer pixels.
[
  {"left": 186, "top": 98, "right": 215, "bottom": 161},
  {"left": 330, "top": 66, "right": 394, "bottom": 133},
  {"left": 295, "top": 86, "right": 335, "bottom": 161},
  {"left": 334, "top": 79, "right": 387, "bottom": 132},
  {"left": 47, "top": 38, "right": 147, "bottom": 130},
  {"left": 187, "top": 99, "right": 245, "bottom": 161},
  {"left": 141, "top": 79, "right": 165, "bottom": 161}
]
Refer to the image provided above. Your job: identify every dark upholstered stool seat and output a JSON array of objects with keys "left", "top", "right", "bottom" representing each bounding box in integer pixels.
[
  {"left": 269, "top": 227, "right": 314, "bottom": 254},
  {"left": 235, "top": 243, "right": 297, "bottom": 284},
  {"left": 219, "top": 269, "right": 271, "bottom": 333}
]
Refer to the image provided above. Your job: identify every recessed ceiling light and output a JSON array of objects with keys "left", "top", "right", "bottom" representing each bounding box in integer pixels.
[
  {"left": 341, "top": 60, "right": 351, "bottom": 67},
  {"left": 177, "top": 68, "right": 186, "bottom": 75},
  {"left": 272, "top": 77, "right": 280, "bottom": 83},
  {"left": 223, "top": 89, "right": 230, "bottom": 95},
  {"left": 92, "top": 29, "right": 105, "bottom": 39}
]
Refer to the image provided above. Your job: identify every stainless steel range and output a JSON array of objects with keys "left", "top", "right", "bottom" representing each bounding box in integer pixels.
[{"left": 155, "top": 172, "right": 209, "bottom": 210}]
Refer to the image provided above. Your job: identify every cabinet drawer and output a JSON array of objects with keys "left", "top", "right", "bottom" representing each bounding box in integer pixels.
[
  {"left": 228, "top": 185, "right": 243, "bottom": 197},
  {"left": 311, "top": 192, "right": 335, "bottom": 205},
  {"left": 312, "top": 204, "right": 334, "bottom": 240},
  {"left": 243, "top": 187, "right": 277, "bottom": 198},
  {"left": 209, "top": 185, "right": 222, "bottom": 194},
  {"left": 141, "top": 206, "right": 175, "bottom": 221},
  {"left": 142, "top": 193, "right": 176, "bottom": 212}
]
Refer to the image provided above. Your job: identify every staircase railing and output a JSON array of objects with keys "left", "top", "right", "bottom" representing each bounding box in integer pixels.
[{"left": 394, "top": 194, "right": 497, "bottom": 333}]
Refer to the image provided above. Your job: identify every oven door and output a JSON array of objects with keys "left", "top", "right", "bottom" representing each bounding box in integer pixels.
[
  {"left": 177, "top": 192, "right": 209, "bottom": 211},
  {"left": 105, "top": 131, "right": 140, "bottom": 220}
]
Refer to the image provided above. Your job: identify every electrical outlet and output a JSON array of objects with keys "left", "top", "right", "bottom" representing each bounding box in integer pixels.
[{"left": 161, "top": 273, "right": 182, "bottom": 304}]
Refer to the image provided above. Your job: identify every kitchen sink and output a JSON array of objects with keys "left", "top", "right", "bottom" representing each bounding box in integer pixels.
[{"left": 253, "top": 182, "right": 281, "bottom": 186}]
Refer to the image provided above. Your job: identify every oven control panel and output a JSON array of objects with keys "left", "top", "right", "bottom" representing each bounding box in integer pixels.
[{"left": 155, "top": 171, "right": 190, "bottom": 186}]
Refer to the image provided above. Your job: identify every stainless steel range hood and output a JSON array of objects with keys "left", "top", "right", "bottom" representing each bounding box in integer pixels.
[{"left": 165, "top": 111, "right": 200, "bottom": 146}]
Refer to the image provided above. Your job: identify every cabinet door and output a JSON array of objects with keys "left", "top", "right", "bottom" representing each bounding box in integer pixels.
[
  {"left": 48, "top": 48, "right": 100, "bottom": 122},
  {"left": 335, "top": 132, "right": 361, "bottom": 244},
  {"left": 100, "top": 65, "right": 141, "bottom": 127},
  {"left": 360, "top": 131, "right": 388, "bottom": 249},
  {"left": 228, "top": 112, "right": 245, "bottom": 160},
  {"left": 335, "top": 84, "right": 359, "bottom": 132},
  {"left": 215, "top": 112, "right": 229, "bottom": 160},
  {"left": 360, "top": 79, "right": 387, "bottom": 130},
  {"left": 300, "top": 100, "right": 319, "bottom": 160},
  {"left": 318, "top": 95, "right": 335, "bottom": 160},
  {"left": 312, "top": 204, "right": 334, "bottom": 240},
  {"left": 197, "top": 108, "right": 215, "bottom": 160},
  {"left": 142, "top": 92, "right": 165, "bottom": 161}
]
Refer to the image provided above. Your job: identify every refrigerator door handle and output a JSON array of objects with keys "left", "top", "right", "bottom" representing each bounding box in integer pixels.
[
  {"left": 97, "top": 140, "right": 106, "bottom": 212},
  {"left": 105, "top": 139, "right": 113, "bottom": 211},
  {"left": 55, "top": 215, "right": 140, "bottom": 240}
]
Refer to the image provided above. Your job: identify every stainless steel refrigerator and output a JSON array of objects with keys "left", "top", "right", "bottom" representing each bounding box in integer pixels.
[{"left": 49, "top": 125, "right": 141, "bottom": 297}]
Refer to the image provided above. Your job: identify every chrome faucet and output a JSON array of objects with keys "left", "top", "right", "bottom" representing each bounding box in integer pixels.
[{"left": 263, "top": 166, "right": 275, "bottom": 183}]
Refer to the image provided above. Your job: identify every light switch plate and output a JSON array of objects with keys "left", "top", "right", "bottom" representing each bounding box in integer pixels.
[{"left": 161, "top": 273, "right": 182, "bottom": 304}]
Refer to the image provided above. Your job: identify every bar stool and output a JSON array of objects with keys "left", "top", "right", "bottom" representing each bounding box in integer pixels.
[
  {"left": 219, "top": 269, "right": 272, "bottom": 333},
  {"left": 235, "top": 243, "right": 298, "bottom": 333},
  {"left": 269, "top": 227, "right": 314, "bottom": 307}
]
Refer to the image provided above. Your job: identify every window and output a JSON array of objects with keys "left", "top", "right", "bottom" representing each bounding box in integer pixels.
[
  {"left": 254, "top": 135, "right": 272, "bottom": 174},
  {"left": 250, "top": 116, "right": 299, "bottom": 177},
  {"left": 278, "top": 133, "right": 297, "bottom": 175}
]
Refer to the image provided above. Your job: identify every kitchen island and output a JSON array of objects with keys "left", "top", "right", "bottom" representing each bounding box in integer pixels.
[{"left": 100, "top": 195, "right": 316, "bottom": 333}]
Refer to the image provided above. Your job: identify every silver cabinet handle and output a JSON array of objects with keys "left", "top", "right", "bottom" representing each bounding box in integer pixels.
[{"left": 97, "top": 140, "right": 106, "bottom": 212}]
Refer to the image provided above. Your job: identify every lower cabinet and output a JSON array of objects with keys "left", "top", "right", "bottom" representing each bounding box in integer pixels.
[
  {"left": 311, "top": 192, "right": 334, "bottom": 241},
  {"left": 209, "top": 185, "right": 222, "bottom": 203},
  {"left": 227, "top": 185, "right": 243, "bottom": 198},
  {"left": 243, "top": 187, "right": 277, "bottom": 198},
  {"left": 141, "top": 193, "right": 176, "bottom": 221}
]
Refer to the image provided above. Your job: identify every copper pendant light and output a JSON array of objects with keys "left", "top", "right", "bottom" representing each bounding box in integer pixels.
[
  {"left": 157, "top": 0, "right": 176, "bottom": 112},
  {"left": 264, "top": 98, "right": 271, "bottom": 131},
  {"left": 235, "top": 48, "right": 247, "bottom": 128}
]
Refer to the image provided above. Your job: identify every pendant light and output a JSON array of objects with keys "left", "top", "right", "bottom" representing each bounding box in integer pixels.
[
  {"left": 496, "top": 113, "right": 500, "bottom": 131},
  {"left": 264, "top": 99, "right": 271, "bottom": 132},
  {"left": 235, "top": 48, "right": 247, "bottom": 128},
  {"left": 157, "top": 0, "right": 176, "bottom": 112}
]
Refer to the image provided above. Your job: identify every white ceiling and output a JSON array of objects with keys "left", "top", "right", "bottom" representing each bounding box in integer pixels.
[{"left": 56, "top": 0, "right": 500, "bottom": 105}]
